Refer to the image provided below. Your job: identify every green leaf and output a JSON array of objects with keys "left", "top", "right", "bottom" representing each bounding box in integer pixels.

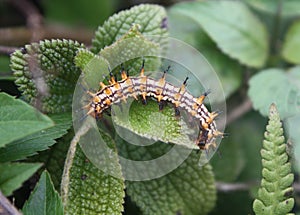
[
  {"left": 22, "top": 171, "right": 63, "bottom": 215},
  {"left": 248, "top": 67, "right": 300, "bottom": 119},
  {"left": 285, "top": 114, "right": 300, "bottom": 174},
  {"left": 168, "top": 10, "right": 242, "bottom": 99},
  {"left": 28, "top": 130, "right": 73, "bottom": 191},
  {"left": 246, "top": 0, "right": 300, "bottom": 17},
  {"left": 0, "top": 92, "right": 53, "bottom": 148},
  {"left": 99, "top": 24, "right": 162, "bottom": 72},
  {"left": 119, "top": 141, "right": 216, "bottom": 215},
  {"left": 62, "top": 142, "right": 125, "bottom": 214},
  {"left": 0, "top": 162, "right": 42, "bottom": 196},
  {"left": 91, "top": 4, "right": 168, "bottom": 54},
  {"left": 282, "top": 20, "right": 300, "bottom": 64},
  {"left": 0, "top": 56, "right": 13, "bottom": 80},
  {"left": 253, "top": 104, "right": 294, "bottom": 215},
  {"left": 0, "top": 113, "right": 72, "bottom": 162},
  {"left": 10, "top": 39, "right": 85, "bottom": 113},
  {"left": 170, "top": 1, "right": 268, "bottom": 68},
  {"left": 112, "top": 99, "right": 198, "bottom": 150}
]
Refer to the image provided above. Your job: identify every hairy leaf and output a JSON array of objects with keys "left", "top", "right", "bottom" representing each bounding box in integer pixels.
[
  {"left": 253, "top": 104, "right": 294, "bottom": 215},
  {"left": 0, "top": 162, "right": 42, "bottom": 196},
  {"left": 62, "top": 144, "right": 125, "bottom": 215},
  {"left": 170, "top": 1, "right": 268, "bottom": 68},
  {"left": 113, "top": 99, "right": 198, "bottom": 150},
  {"left": 248, "top": 67, "right": 300, "bottom": 119},
  {"left": 10, "top": 39, "right": 85, "bottom": 113},
  {"left": 0, "top": 92, "right": 53, "bottom": 148},
  {"left": 91, "top": 4, "right": 168, "bottom": 54},
  {"left": 22, "top": 171, "right": 63, "bottom": 215},
  {"left": 116, "top": 138, "right": 216, "bottom": 215},
  {"left": 0, "top": 113, "right": 72, "bottom": 162},
  {"left": 282, "top": 20, "right": 300, "bottom": 64}
]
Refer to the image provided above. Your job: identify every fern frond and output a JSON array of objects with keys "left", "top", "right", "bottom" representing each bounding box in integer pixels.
[{"left": 253, "top": 103, "right": 294, "bottom": 215}]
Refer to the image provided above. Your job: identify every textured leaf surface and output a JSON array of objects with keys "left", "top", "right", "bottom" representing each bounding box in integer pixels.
[
  {"left": 10, "top": 39, "right": 85, "bottom": 113},
  {"left": 117, "top": 140, "right": 216, "bottom": 215},
  {"left": 0, "top": 162, "right": 42, "bottom": 196},
  {"left": 91, "top": 4, "right": 168, "bottom": 54},
  {"left": 168, "top": 10, "right": 242, "bottom": 99},
  {"left": 99, "top": 24, "right": 162, "bottom": 73},
  {"left": 0, "top": 113, "right": 72, "bottom": 162},
  {"left": 0, "top": 92, "right": 53, "bottom": 148},
  {"left": 248, "top": 67, "right": 300, "bottom": 119},
  {"left": 22, "top": 171, "right": 63, "bottom": 215},
  {"left": 282, "top": 20, "right": 300, "bottom": 64},
  {"left": 253, "top": 104, "right": 294, "bottom": 215},
  {"left": 113, "top": 99, "right": 198, "bottom": 149},
  {"left": 170, "top": 1, "right": 268, "bottom": 68},
  {"left": 63, "top": 145, "right": 125, "bottom": 215}
]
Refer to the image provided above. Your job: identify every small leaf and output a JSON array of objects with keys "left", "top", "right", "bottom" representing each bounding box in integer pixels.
[
  {"left": 10, "top": 39, "right": 85, "bottom": 113},
  {"left": 91, "top": 4, "right": 168, "bottom": 54},
  {"left": 22, "top": 171, "right": 63, "bottom": 215},
  {"left": 62, "top": 143, "right": 125, "bottom": 214},
  {"left": 282, "top": 20, "right": 300, "bottom": 64},
  {"left": 0, "top": 113, "right": 72, "bottom": 162},
  {"left": 0, "top": 92, "right": 53, "bottom": 148},
  {"left": 74, "top": 49, "right": 110, "bottom": 89},
  {"left": 253, "top": 104, "right": 294, "bottom": 215},
  {"left": 248, "top": 67, "right": 300, "bottom": 119},
  {"left": 170, "top": 1, "right": 268, "bottom": 68},
  {"left": 119, "top": 141, "right": 216, "bottom": 215},
  {"left": 0, "top": 162, "right": 42, "bottom": 196}
]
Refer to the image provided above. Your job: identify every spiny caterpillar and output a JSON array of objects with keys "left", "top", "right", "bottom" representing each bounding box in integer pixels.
[{"left": 84, "top": 61, "right": 223, "bottom": 151}]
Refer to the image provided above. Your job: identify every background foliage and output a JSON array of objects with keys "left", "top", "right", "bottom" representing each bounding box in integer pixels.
[{"left": 0, "top": 0, "right": 299, "bottom": 215}]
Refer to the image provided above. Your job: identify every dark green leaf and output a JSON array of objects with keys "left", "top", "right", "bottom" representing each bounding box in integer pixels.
[
  {"left": 170, "top": 1, "right": 268, "bottom": 68},
  {"left": 282, "top": 20, "right": 300, "bottom": 64},
  {"left": 285, "top": 114, "right": 300, "bottom": 174},
  {"left": 0, "top": 162, "right": 42, "bottom": 196},
  {"left": 10, "top": 39, "right": 85, "bottom": 113},
  {"left": 0, "top": 92, "right": 53, "bottom": 148},
  {"left": 0, "top": 113, "right": 72, "bottom": 162},
  {"left": 92, "top": 4, "right": 168, "bottom": 54},
  {"left": 0, "top": 56, "right": 13, "bottom": 80},
  {"left": 248, "top": 67, "right": 300, "bottom": 119},
  {"left": 116, "top": 138, "right": 216, "bottom": 215},
  {"left": 22, "top": 171, "right": 63, "bottom": 215},
  {"left": 27, "top": 129, "right": 73, "bottom": 191}
]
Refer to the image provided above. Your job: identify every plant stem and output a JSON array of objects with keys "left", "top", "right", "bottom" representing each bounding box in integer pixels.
[{"left": 270, "top": 0, "right": 283, "bottom": 56}]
